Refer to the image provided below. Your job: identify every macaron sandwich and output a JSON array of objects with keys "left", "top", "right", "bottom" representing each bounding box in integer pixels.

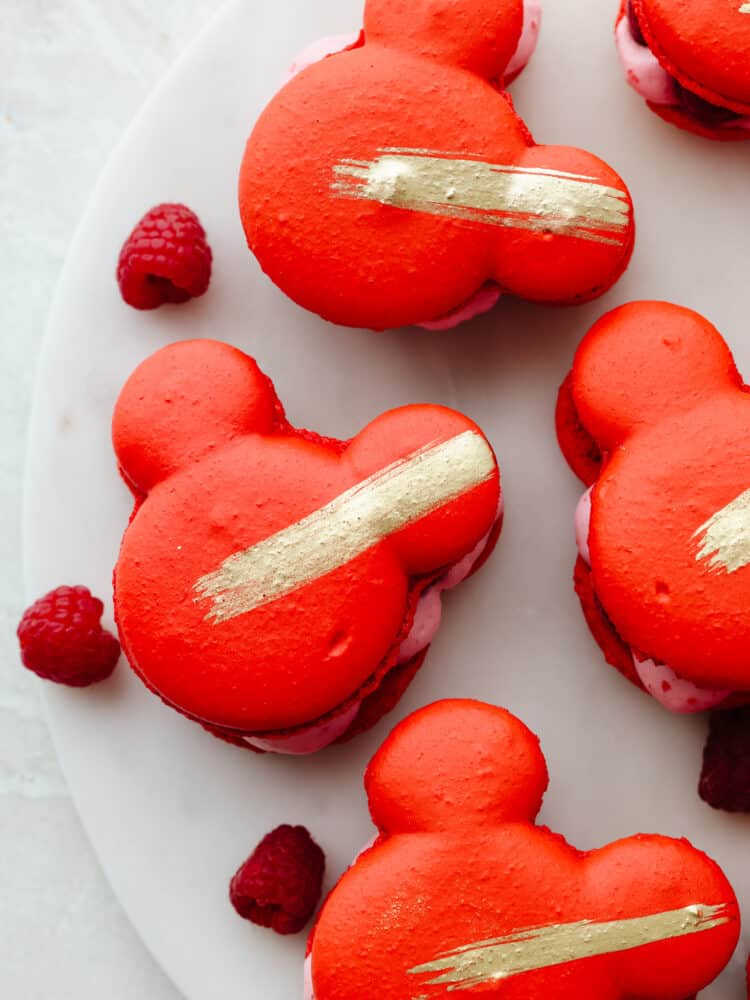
[
  {"left": 616, "top": 0, "right": 750, "bottom": 139},
  {"left": 112, "top": 340, "right": 501, "bottom": 753},
  {"left": 306, "top": 699, "right": 739, "bottom": 999},
  {"left": 558, "top": 302, "right": 750, "bottom": 720},
  {"left": 240, "top": 0, "right": 635, "bottom": 331}
]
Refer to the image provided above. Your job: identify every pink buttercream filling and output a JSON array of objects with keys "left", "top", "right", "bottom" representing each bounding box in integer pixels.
[
  {"left": 615, "top": 15, "right": 750, "bottom": 129},
  {"left": 284, "top": 33, "right": 361, "bottom": 84},
  {"left": 245, "top": 503, "right": 502, "bottom": 754},
  {"left": 575, "top": 488, "right": 729, "bottom": 713},
  {"left": 244, "top": 701, "right": 361, "bottom": 755},
  {"left": 417, "top": 283, "right": 503, "bottom": 332},
  {"left": 304, "top": 954, "right": 314, "bottom": 1000},
  {"left": 281, "top": 6, "right": 542, "bottom": 331},
  {"left": 631, "top": 653, "right": 730, "bottom": 714},
  {"left": 505, "top": 0, "right": 543, "bottom": 81},
  {"left": 615, "top": 16, "right": 677, "bottom": 106},
  {"left": 574, "top": 487, "right": 593, "bottom": 567}
]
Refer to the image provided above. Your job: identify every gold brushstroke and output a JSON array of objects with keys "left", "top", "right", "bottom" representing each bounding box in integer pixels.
[
  {"left": 331, "top": 149, "right": 631, "bottom": 246},
  {"left": 408, "top": 903, "right": 733, "bottom": 993},
  {"left": 694, "top": 487, "right": 750, "bottom": 574},
  {"left": 194, "top": 430, "right": 495, "bottom": 624}
]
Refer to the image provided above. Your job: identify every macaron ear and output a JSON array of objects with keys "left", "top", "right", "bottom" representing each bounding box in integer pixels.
[
  {"left": 365, "top": 700, "right": 548, "bottom": 834},
  {"left": 344, "top": 405, "right": 501, "bottom": 577},
  {"left": 572, "top": 301, "right": 741, "bottom": 452},
  {"left": 112, "top": 340, "right": 279, "bottom": 495},
  {"left": 584, "top": 835, "right": 739, "bottom": 998},
  {"left": 490, "top": 144, "right": 635, "bottom": 305},
  {"left": 363, "top": 0, "right": 523, "bottom": 80}
]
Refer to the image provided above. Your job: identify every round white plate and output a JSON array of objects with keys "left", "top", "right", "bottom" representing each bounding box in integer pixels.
[{"left": 23, "top": 0, "right": 750, "bottom": 996}]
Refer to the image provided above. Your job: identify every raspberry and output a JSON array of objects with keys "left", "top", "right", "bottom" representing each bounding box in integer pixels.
[
  {"left": 17, "top": 586, "right": 120, "bottom": 687},
  {"left": 699, "top": 708, "right": 750, "bottom": 812},
  {"left": 117, "top": 203, "right": 212, "bottom": 310},
  {"left": 230, "top": 825, "right": 325, "bottom": 935}
]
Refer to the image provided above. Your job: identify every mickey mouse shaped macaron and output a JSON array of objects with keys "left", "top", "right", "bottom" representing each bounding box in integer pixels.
[
  {"left": 240, "top": 0, "right": 635, "bottom": 331},
  {"left": 112, "top": 341, "right": 501, "bottom": 753},
  {"left": 306, "top": 699, "right": 739, "bottom": 999},
  {"left": 557, "top": 302, "right": 750, "bottom": 720},
  {"left": 617, "top": 1, "right": 750, "bottom": 139}
]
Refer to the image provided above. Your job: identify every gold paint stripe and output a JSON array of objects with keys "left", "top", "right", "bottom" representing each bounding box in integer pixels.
[
  {"left": 379, "top": 149, "right": 599, "bottom": 183},
  {"left": 408, "top": 903, "right": 733, "bottom": 992},
  {"left": 694, "top": 487, "right": 750, "bottom": 574},
  {"left": 194, "top": 430, "right": 495, "bottom": 624},
  {"left": 331, "top": 152, "right": 631, "bottom": 247}
]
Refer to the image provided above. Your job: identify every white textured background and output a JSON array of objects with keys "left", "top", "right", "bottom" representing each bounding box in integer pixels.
[{"left": 1, "top": 3, "right": 221, "bottom": 995}]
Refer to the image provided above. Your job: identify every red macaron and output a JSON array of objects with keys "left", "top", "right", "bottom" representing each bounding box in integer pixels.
[
  {"left": 112, "top": 340, "right": 501, "bottom": 753},
  {"left": 557, "top": 302, "right": 750, "bottom": 714},
  {"left": 240, "top": 0, "right": 635, "bottom": 331},
  {"left": 616, "top": 1, "right": 750, "bottom": 140},
  {"left": 307, "top": 699, "right": 739, "bottom": 1000}
]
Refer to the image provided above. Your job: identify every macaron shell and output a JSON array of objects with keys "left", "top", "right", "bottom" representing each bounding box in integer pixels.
[
  {"left": 115, "top": 436, "right": 408, "bottom": 730},
  {"left": 310, "top": 700, "right": 739, "bottom": 999},
  {"left": 314, "top": 833, "right": 737, "bottom": 999},
  {"left": 571, "top": 556, "right": 750, "bottom": 710},
  {"left": 570, "top": 302, "right": 750, "bottom": 692},
  {"left": 555, "top": 373, "right": 603, "bottom": 487},
  {"left": 489, "top": 143, "right": 635, "bottom": 305},
  {"left": 114, "top": 344, "right": 500, "bottom": 733},
  {"left": 571, "top": 301, "right": 738, "bottom": 453},
  {"left": 363, "top": 0, "right": 523, "bottom": 78},
  {"left": 240, "top": 0, "right": 635, "bottom": 330},
  {"left": 365, "top": 699, "right": 548, "bottom": 832},
  {"left": 241, "top": 50, "right": 519, "bottom": 330},
  {"left": 637, "top": 0, "right": 750, "bottom": 112},
  {"left": 573, "top": 555, "right": 644, "bottom": 687},
  {"left": 648, "top": 99, "right": 750, "bottom": 141},
  {"left": 112, "top": 339, "right": 279, "bottom": 496},
  {"left": 589, "top": 401, "right": 750, "bottom": 689}
]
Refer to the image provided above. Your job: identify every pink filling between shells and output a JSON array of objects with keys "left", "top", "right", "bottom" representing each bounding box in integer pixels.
[
  {"left": 574, "top": 488, "right": 729, "bottom": 714},
  {"left": 304, "top": 954, "right": 314, "bottom": 1000},
  {"left": 505, "top": 0, "right": 543, "bottom": 81}
]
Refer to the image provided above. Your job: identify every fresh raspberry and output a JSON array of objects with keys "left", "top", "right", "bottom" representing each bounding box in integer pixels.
[
  {"left": 699, "top": 708, "right": 750, "bottom": 812},
  {"left": 117, "top": 203, "right": 212, "bottom": 310},
  {"left": 17, "top": 586, "right": 120, "bottom": 687},
  {"left": 230, "top": 825, "right": 325, "bottom": 935}
]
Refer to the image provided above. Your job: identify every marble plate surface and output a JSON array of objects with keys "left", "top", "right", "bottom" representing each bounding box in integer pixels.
[{"left": 22, "top": 0, "right": 750, "bottom": 996}]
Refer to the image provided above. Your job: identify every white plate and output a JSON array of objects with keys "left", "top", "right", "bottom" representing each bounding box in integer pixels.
[{"left": 22, "top": 0, "right": 750, "bottom": 996}]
